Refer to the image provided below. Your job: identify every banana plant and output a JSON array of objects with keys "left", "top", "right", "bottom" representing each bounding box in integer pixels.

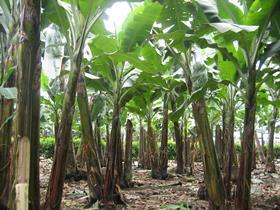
[
  {"left": 41, "top": 19, "right": 101, "bottom": 203},
  {"left": 263, "top": 72, "right": 280, "bottom": 172},
  {"left": 87, "top": 41, "right": 144, "bottom": 205},
  {"left": 154, "top": 51, "right": 189, "bottom": 176},
  {"left": 140, "top": 64, "right": 188, "bottom": 178},
  {"left": 126, "top": 87, "right": 162, "bottom": 177},
  {"left": 158, "top": 76, "right": 187, "bottom": 179},
  {"left": 154, "top": 0, "right": 226, "bottom": 207},
  {"left": 195, "top": 0, "right": 280, "bottom": 208},
  {"left": 84, "top": 1, "right": 162, "bottom": 206},
  {"left": 213, "top": 83, "right": 238, "bottom": 199},
  {"left": 9, "top": 0, "right": 42, "bottom": 209},
  {"left": 208, "top": 52, "right": 242, "bottom": 199},
  {"left": 41, "top": 0, "right": 107, "bottom": 209},
  {"left": 85, "top": 57, "right": 141, "bottom": 205},
  {"left": 0, "top": 0, "right": 18, "bottom": 207},
  {"left": 76, "top": 73, "right": 103, "bottom": 206},
  {"left": 87, "top": 43, "right": 160, "bottom": 205},
  {"left": 254, "top": 96, "right": 270, "bottom": 163}
]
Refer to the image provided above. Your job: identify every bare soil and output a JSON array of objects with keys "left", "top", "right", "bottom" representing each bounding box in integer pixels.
[{"left": 39, "top": 159, "right": 280, "bottom": 209}]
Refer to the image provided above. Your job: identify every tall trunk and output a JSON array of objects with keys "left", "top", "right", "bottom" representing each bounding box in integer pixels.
[
  {"left": 235, "top": 68, "right": 257, "bottom": 210},
  {"left": 75, "top": 93, "right": 95, "bottom": 167},
  {"left": 95, "top": 119, "right": 103, "bottom": 164},
  {"left": 170, "top": 96, "right": 184, "bottom": 174},
  {"left": 105, "top": 122, "right": 110, "bottom": 162},
  {"left": 30, "top": 62, "right": 41, "bottom": 210},
  {"left": 44, "top": 38, "right": 84, "bottom": 210},
  {"left": 102, "top": 101, "right": 120, "bottom": 206},
  {"left": 77, "top": 74, "right": 103, "bottom": 203},
  {"left": 190, "top": 137, "right": 196, "bottom": 175},
  {"left": 183, "top": 123, "right": 192, "bottom": 175},
  {"left": 122, "top": 119, "right": 133, "bottom": 187},
  {"left": 252, "top": 138, "right": 257, "bottom": 170},
  {"left": 148, "top": 117, "right": 159, "bottom": 178},
  {"left": 144, "top": 129, "right": 151, "bottom": 169},
  {"left": 266, "top": 106, "right": 278, "bottom": 172},
  {"left": 10, "top": 1, "right": 41, "bottom": 209},
  {"left": 215, "top": 124, "right": 223, "bottom": 168},
  {"left": 182, "top": 58, "right": 225, "bottom": 208},
  {"left": 192, "top": 99, "right": 226, "bottom": 208},
  {"left": 159, "top": 94, "right": 169, "bottom": 179},
  {"left": 54, "top": 112, "right": 59, "bottom": 142},
  {"left": 223, "top": 102, "right": 235, "bottom": 200},
  {"left": 115, "top": 122, "right": 123, "bottom": 186},
  {"left": 29, "top": 4, "right": 41, "bottom": 209},
  {"left": 138, "top": 119, "right": 145, "bottom": 168},
  {"left": 65, "top": 134, "right": 77, "bottom": 176},
  {"left": 222, "top": 107, "right": 226, "bottom": 167},
  {"left": 255, "top": 132, "right": 265, "bottom": 164},
  {"left": 185, "top": 137, "right": 192, "bottom": 175}
]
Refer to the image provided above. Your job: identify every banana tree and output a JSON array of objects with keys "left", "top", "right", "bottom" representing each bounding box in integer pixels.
[
  {"left": 256, "top": 42, "right": 280, "bottom": 172},
  {"left": 261, "top": 73, "right": 280, "bottom": 172},
  {"left": 196, "top": 0, "right": 280, "bottom": 208},
  {"left": 170, "top": 94, "right": 185, "bottom": 174},
  {"left": 6, "top": 0, "right": 42, "bottom": 209},
  {"left": 212, "top": 84, "right": 238, "bottom": 199},
  {"left": 154, "top": 0, "right": 226, "bottom": 207},
  {"left": 87, "top": 51, "right": 142, "bottom": 205},
  {"left": 87, "top": 45, "right": 158, "bottom": 204},
  {"left": 122, "top": 118, "right": 133, "bottom": 187},
  {"left": 163, "top": 62, "right": 190, "bottom": 176},
  {"left": 90, "top": 92, "right": 110, "bottom": 165},
  {"left": 126, "top": 88, "right": 162, "bottom": 177},
  {"left": 213, "top": 52, "right": 242, "bottom": 199},
  {"left": 87, "top": 2, "right": 162, "bottom": 206},
  {"left": 138, "top": 76, "right": 169, "bottom": 180},
  {"left": 125, "top": 98, "right": 147, "bottom": 169},
  {"left": 76, "top": 73, "right": 103, "bottom": 206},
  {"left": 254, "top": 101, "right": 269, "bottom": 163},
  {"left": 0, "top": 0, "right": 18, "bottom": 207},
  {"left": 148, "top": 71, "right": 188, "bottom": 177},
  {"left": 159, "top": 79, "right": 187, "bottom": 178},
  {"left": 42, "top": 0, "right": 106, "bottom": 209}
]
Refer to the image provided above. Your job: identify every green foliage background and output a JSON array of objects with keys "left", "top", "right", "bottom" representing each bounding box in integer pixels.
[{"left": 40, "top": 137, "right": 280, "bottom": 160}]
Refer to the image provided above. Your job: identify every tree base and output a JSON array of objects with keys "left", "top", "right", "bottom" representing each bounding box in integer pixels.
[
  {"left": 99, "top": 185, "right": 127, "bottom": 209},
  {"left": 152, "top": 174, "right": 169, "bottom": 180},
  {"left": 65, "top": 169, "right": 87, "bottom": 181},
  {"left": 84, "top": 197, "right": 98, "bottom": 209},
  {"left": 266, "top": 163, "right": 276, "bottom": 173},
  {"left": 197, "top": 185, "right": 208, "bottom": 200}
]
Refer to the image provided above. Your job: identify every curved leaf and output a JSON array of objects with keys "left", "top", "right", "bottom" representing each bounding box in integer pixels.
[
  {"left": 119, "top": 1, "right": 162, "bottom": 52},
  {"left": 215, "top": 0, "right": 244, "bottom": 24},
  {"left": 217, "top": 52, "right": 237, "bottom": 82}
]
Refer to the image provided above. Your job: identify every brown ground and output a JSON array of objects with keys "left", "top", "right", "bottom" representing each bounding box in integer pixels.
[{"left": 40, "top": 159, "right": 280, "bottom": 209}]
